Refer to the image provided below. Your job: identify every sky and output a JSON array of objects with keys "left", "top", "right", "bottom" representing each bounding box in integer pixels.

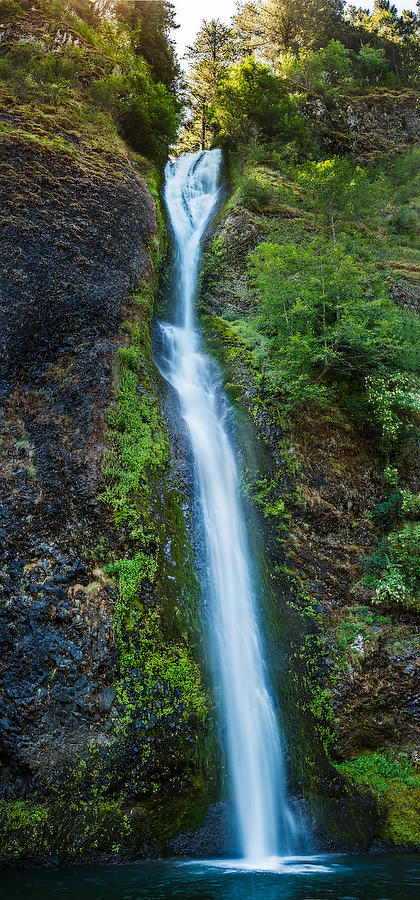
[{"left": 171, "top": 0, "right": 418, "bottom": 61}]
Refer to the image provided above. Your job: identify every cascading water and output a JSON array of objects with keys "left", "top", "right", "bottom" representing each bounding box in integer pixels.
[{"left": 160, "top": 149, "right": 297, "bottom": 862}]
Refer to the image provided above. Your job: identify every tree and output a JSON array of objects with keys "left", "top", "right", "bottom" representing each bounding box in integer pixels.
[
  {"left": 356, "top": 43, "right": 388, "bottom": 83},
  {"left": 279, "top": 39, "right": 353, "bottom": 92},
  {"left": 184, "top": 19, "right": 235, "bottom": 149},
  {"left": 345, "top": 1, "right": 420, "bottom": 85},
  {"left": 213, "top": 56, "right": 309, "bottom": 148},
  {"left": 248, "top": 237, "right": 418, "bottom": 405},
  {"left": 115, "top": 0, "right": 181, "bottom": 93},
  {"left": 91, "top": 57, "right": 178, "bottom": 162},
  {"left": 297, "top": 158, "right": 385, "bottom": 245},
  {"left": 233, "top": 0, "right": 345, "bottom": 61}
]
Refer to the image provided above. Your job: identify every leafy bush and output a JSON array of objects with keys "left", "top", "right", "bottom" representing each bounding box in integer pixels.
[
  {"left": 366, "top": 372, "right": 419, "bottom": 449},
  {"left": 280, "top": 40, "right": 354, "bottom": 93},
  {"left": 356, "top": 43, "right": 388, "bottom": 83},
  {"left": 391, "top": 204, "right": 419, "bottom": 236},
  {"left": 364, "top": 520, "right": 420, "bottom": 610},
  {"left": 239, "top": 172, "right": 279, "bottom": 211},
  {"left": 296, "top": 157, "right": 386, "bottom": 241},
  {"left": 280, "top": 39, "right": 395, "bottom": 93},
  {"left": 91, "top": 62, "right": 178, "bottom": 161},
  {"left": 0, "top": 0, "right": 179, "bottom": 161}
]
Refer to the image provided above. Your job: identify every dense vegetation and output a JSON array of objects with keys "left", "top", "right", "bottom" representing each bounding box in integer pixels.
[
  {"left": 0, "top": 0, "right": 179, "bottom": 160},
  {"left": 204, "top": 145, "right": 419, "bottom": 600}
]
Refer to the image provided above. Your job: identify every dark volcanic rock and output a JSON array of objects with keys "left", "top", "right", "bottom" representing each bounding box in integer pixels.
[
  {"left": 0, "top": 139, "right": 155, "bottom": 391},
  {"left": 0, "top": 136, "right": 157, "bottom": 799}
]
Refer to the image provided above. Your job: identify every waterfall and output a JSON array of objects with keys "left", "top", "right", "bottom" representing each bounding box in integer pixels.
[{"left": 159, "top": 149, "right": 297, "bottom": 861}]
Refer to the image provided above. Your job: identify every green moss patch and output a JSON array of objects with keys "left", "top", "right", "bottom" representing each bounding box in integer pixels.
[{"left": 337, "top": 750, "right": 420, "bottom": 848}]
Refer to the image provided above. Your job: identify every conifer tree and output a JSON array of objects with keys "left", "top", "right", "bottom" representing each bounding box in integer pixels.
[
  {"left": 233, "top": 0, "right": 345, "bottom": 60},
  {"left": 185, "top": 19, "right": 235, "bottom": 149},
  {"left": 115, "top": 0, "right": 180, "bottom": 93}
]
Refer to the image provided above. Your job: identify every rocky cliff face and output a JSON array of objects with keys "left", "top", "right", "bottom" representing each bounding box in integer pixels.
[
  {"left": 0, "top": 88, "right": 221, "bottom": 861},
  {"left": 0, "top": 129, "right": 152, "bottom": 785},
  {"left": 304, "top": 88, "right": 419, "bottom": 158}
]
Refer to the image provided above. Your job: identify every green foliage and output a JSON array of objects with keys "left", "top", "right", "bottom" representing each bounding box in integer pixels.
[
  {"left": 279, "top": 39, "right": 400, "bottom": 92},
  {"left": 297, "top": 632, "right": 336, "bottom": 753},
  {"left": 297, "top": 157, "right": 386, "bottom": 242},
  {"left": 367, "top": 521, "right": 420, "bottom": 609},
  {"left": 363, "top": 523, "right": 420, "bottom": 611},
  {"left": 385, "top": 149, "right": 420, "bottom": 244},
  {"left": 0, "top": 0, "right": 179, "bottom": 161},
  {"left": 347, "top": 1, "right": 420, "bottom": 88},
  {"left": 391, "top": 203, "right": 420, "bottom": 237},
  {"left": 356, "top": 43, "right": 389, "bottom": 83},
  {"left": 0, "top": 797, "right": 138, "bottom": 860},
  {"left": 242, "top": 471, "right": 289, "bottom": 523},
  {"left": 247, "top": 235, "right": 418, "bottom": 411},
  {"left": 232, "top": 0, "right": 346, "bottom": 60},
  {"left": 338, "top": 749, "right": 420, "bottom": 848},
  {"left": 366, "top": 373, "right": 419, "bottom": 449},
  {"left": 101, "top": 323, "right": 169, "bottom": 541},
  {"left": 181, "top": 18, "right": 235, "bottom": 150},
  {"left": 337, "top": 748, "right": 420, "bottom": 788},
  {"left": 239, "top": 172, "right": 279, "bottom": 212},
  {"left": 213, "top": 57, "right": 310, "bottom": 150},
  {"left": 91, "top": 61, "right": 178, "bottom": 161},
  {"left": 371, "top": 466, "right": 418, "bottom": 528},
  {"left": 100, "top": 309, "right": 208, "bottom": 739},
  {"left": 232, "top": 0, "right": 420, "bottom": 88},
  {"left": 360, "top": 469, "right": 420, "bottom": 610},
  {"left": 334, "top": 604, "right": 390, "bottom": 671},
  {"left": 280, "top": 40, "right": 353, "bottom": 93},
  {"left": 115, "top": 0, "right": 180, "bottom": 92},
  {"left": 108, "top": 552, "right": 157, "bottom": 607}
]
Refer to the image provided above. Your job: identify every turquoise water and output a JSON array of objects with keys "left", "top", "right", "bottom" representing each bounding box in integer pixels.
[{"left": 2, "top": 855, "right": 420, "bottom": 899}]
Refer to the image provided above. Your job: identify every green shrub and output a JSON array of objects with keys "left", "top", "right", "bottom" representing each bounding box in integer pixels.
[
  {"left": 337, "top": 749, "right": 420, "bottom": 788},
  {"left": 91, "top": 62, "right": 177, "bottom": 161},
  {"left": 1, "top": 0, "right": 179, "bottom": 161},
  {"left": 239, "top": 172, "right": 278, "bottom": 212},
  {"left": 356, "top": 44, "right": 388, "bottom": 84},
  {"left": 363, "top": 521, "right": 420, "bottom": 610},
  {"left": 296, "top": 157, "right": 386, "bottom": 241},
  {"left": 392, "top": 204, "right": 419, "bottom": 236},
  {"left": 366, "top": 372, "right": 419, "bottom": 449},
  {"left": 247, "top": 236, "right": 417, "bottom": 408},
  {"left": 0, "top": 0, "right": 25, "bottom": 19},
  {"left": 213, "top": 56, "right": 310, "bottom": 150},
  {"left": 280, "top": 40, "right": 354, "bottom": 94}
]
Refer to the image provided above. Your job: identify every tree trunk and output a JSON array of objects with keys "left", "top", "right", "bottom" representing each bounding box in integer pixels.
[{"left": 201, "top": 105, "right": 206, "bottom": 150}]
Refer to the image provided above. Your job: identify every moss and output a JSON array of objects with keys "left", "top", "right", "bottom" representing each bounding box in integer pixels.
[
  {"left": 0, "top": 797, "right": 151, "bottom": 862},
  {"left": 336, "top": 750, "right": 420, "bottom": 848},
  {"left": 85, "top": 182, "right": 218, "bottom": 814},
  {"left": 0, "top": 780, "right": 220, "bottom": 862},
  {"left": 100, "top": 294, "right": 209, "bottom": 731},
  {"left": 100, "top": 320, "right": 170, "bottom": 543}
]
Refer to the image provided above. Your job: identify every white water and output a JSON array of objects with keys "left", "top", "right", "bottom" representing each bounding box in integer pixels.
[{"left": 160, "top": 149, "right": 297, "bottom": 861}]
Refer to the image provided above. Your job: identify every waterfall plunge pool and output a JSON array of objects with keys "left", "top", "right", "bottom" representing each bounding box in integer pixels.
[{"left": 2, "top": 854, "right": 420, "bottom": 899}]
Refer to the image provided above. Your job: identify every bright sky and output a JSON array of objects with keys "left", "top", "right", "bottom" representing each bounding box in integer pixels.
[{"left": 171, "top": 0, "right": 418, "bottom": 61}]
